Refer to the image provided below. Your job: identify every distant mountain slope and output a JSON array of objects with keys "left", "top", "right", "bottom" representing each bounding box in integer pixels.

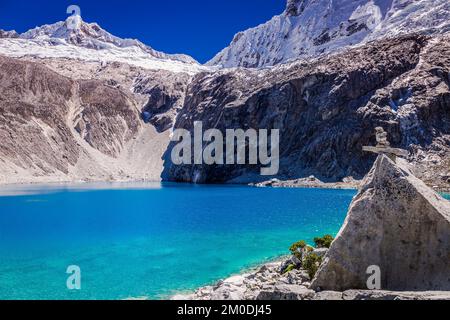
[
  {"left": 0, "top": 55, "right": 181, "bottom": 184},
  {"left": 0, "top": 16, "right": 209, "bottom": 74},
  {"left": 208, "top": 0, "right": 450, "bottom": 68}
]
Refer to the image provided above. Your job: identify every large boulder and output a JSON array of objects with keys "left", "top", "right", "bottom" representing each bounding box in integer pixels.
[{"left": 311, "top": 155, "right": 450, "bottom": 291}]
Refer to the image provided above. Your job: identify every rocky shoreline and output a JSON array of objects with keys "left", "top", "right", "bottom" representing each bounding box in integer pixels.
[
  {"left": 250, "top": 176, "right": 450, "bottom": 194},
  {"left": 0, "top": 175, "right": 448, "bottom": 194},
  {"left": 250, "top": 176, "right": 360, "bottom": 190},
  {"left": 172, "top": 256, "right": 450, "bottom": 301}
]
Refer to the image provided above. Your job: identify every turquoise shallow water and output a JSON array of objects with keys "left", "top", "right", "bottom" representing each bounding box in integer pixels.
[{"left": 0, "top": 183, "right": 355, "bottom": 300}]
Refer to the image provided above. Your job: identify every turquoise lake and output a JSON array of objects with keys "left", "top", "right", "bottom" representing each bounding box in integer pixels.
[{"left": 1, "top": 184, "right": 444, "bottom": 300}]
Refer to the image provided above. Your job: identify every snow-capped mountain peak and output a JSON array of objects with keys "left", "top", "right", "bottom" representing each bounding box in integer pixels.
[
  {"left": 0, "top": 29, "right": 19, "bottom": 39},
  {"left": 19, "top": 15, "right": 197, "bottom": 64},
  {"left": 22, "top": 15, "right": 144, "bottom": 52},
  {"left": 208, "top": 0, "right": 450, "bottom": 68},
  {"left": 0, "top": 16, "right": 207, "bottom": 74}
]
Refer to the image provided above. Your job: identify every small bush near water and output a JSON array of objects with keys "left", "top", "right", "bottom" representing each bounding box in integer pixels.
[
  {"left": 287, "top": 235, "right": 335, "bottom": 278},
  {"left": 313, "top": 235, "right": 334, "bottom": 248}
]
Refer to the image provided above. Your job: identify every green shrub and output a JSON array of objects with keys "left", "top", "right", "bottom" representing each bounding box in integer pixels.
[
  {"left": 314, "top": 235, "right": 334, "bottom": 248},
  {"left": 289, "top": 240, "right": 307, "bottom": 260},
  {"left": 303, "top": 253, "right": 323, "bottom": 279}
]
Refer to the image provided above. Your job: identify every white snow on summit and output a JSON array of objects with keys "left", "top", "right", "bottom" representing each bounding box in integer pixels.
[
  {"left": 208, "top": 0, "right": 450, "bottom": 68},
  {"left": 0, "top": 16, "right": 210, "bottom": 74},
  {"left": 1, "top": 1, "right": 448, "bottom": 72}
]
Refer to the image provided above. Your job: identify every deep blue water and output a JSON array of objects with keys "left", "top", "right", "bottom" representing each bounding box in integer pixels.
[{"left": 0, "top": 183, "right": 355, "bottom": 300}]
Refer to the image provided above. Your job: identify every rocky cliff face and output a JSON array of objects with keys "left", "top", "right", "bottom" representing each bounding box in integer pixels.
[
  {"left": 75, "top": 79, "right": 141, "bottom": 157},
  {"left": 311, "top": 155, "right": 450, "bottom": 291},
  {"left": 0, "top": 55, "right": 176, "bottom": 184},
  {"left": 208, "top": 0, "right": 450, "bottom": 68},
  {"left": 133, "top": 71, "right": 190, "bottom": 132},
  {"left": 0, "top": 56, "right": 80, "bottom": 176},
  {"left": 163, "top": 34, "right": 450, "bottom": 189}
]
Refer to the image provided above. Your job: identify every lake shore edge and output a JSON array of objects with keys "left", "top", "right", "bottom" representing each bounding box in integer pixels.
[
  {"left": 2, "top": 176, "right": 447, "bottom": 193},
  {"left": 171, "top": 254, "right": 450, "bottom": 301}
]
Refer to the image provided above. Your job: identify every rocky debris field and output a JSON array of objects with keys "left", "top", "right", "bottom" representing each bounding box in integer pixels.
[{"left": 173, "top": 256, "right": 450, "bottom": 301}]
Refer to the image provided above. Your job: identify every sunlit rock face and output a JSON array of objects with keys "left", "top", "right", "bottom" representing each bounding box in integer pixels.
[{"left": 164, "top": 35, "right": 450, "bottom": 187}]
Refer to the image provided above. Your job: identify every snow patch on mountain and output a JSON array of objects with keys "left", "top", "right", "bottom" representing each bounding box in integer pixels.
[
  {"left": 207, "top": 0, "right": 450, "bottom": 68},
  {"left": 0, "top": 16, "right": 210, "bottom": 74}
]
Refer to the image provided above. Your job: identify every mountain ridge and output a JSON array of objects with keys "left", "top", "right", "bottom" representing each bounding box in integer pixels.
[
  {"left": 2, "top": 1, "right": 449, "bottom": 71},
  {"left": 207, "top": 0, "right": 450, "bottom": 68},
  {"left": 0, "top": 16, "right": 208, "bottom": 74},
  {"left": 20, "top": 15, "right": 198, "bottom": 64}
]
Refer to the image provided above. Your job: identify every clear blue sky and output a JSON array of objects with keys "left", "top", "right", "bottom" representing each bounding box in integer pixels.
[{"left": 0, "top": 0, "right": 286, "bottom": 63}]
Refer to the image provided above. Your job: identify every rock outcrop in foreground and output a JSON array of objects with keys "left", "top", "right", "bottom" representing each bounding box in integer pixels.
[
  {"left": 312, "top": 155, "right": 450, "bottom": 291},
  {"left": 173, "top": 257, "right": 450, "bottom": 301}
]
